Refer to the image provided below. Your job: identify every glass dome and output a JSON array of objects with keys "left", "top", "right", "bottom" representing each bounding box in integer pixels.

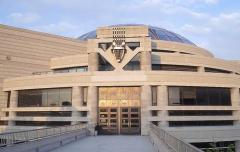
[{"left": 78, "top": 24, "right": 195, "bottom": 45}]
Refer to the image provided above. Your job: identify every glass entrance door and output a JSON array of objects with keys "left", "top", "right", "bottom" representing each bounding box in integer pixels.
[
  {"left": 99, "top": 108, "right": 118, "bottom": 135},
  {"left": 120, "top": 107, "right": 141, "bottom": 134},
  {"left": 98, "top": 87, "right": 141, "bottom": 135}
]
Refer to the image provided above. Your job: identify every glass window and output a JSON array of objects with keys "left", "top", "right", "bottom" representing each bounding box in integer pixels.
[
  {"left": 151, "top": 49, "right": 175, "bottom": 53},
  {"left": 205, "top": 67, "right": 231, "bottom": 74},
  {"left": 123, "top": 53, "right": 140, "bottom": 71},
  {"left": 196, "top": 88, "right": 208, "bottom": 105},
  {"left": 16, "top": 111, "right": 72, "bottom": 117},
  {"left": 168, "top": 110, "right": 232, "bottom": 116},
  {"left": 220, "top": 89, "right": 231, "bottom": 105},
  {"left": 152, "top": 64, "right": 197, "bottom": 72},
  {"left": 208, "top": 88, "right": 220, "bottom": 105},
  {"left": 168, "top": 87, "right": 181, "bottom": 105},
  {"left": 82, "top": 87, "right": 88, "bottom": 106},
  {"left": 181, "top": 87, "right": 196, "bottom": 105},
  {"left": 168, "top": 87, "right": 231, "bottom": 106},
  {"left": 169, "top": 121, "right": 233, "bottom": 127},
  {"left": 42, "top": 90, "right": 48, "bottom": 106},
  {"left": 98, "top": 87, "right": 141, "bottom": 107},
  {"left": 18, "top": 88, "right": 72, "bottom": 107},
  {"left": 152, "top": 86, "right": 157, "bottom": 106},
  {"left": 48, "top": 89, "right": 60, "bottom": 107},
  {"left": 60, "top": 88, "right": 72, "bottom": 106},
  {"left": 151, "top": 110, "right": 158, "bottom": 116},
  {"left": 99, "top": 55, "right": 114, "bottom": 71},
  {"left": 126, "top": 42, "right": 140, "bottom": 51},
  {"left": 76, "top": 67, "right": 88, "bottom": 72},
  {"left": 18, "top": 90, "right": 42, "bottom": 107},
  {"left": 80, "top": 111, "right": 88, "bottom": 117},
  {"left": 54, "top": 66, "right": 88, "bottom": 73},
  {"left": 15, "top": 121, "right": 71, "bottom": 126},
  {"left": 69, "top": 68, "right": 77, "bottom": 73}
]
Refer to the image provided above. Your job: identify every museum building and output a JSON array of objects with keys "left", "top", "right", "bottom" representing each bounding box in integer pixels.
[{"left": 0, "top": 24, "right": 240, "bottom": 150}]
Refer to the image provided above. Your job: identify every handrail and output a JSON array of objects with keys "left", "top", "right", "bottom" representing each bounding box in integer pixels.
[
  {"left": 0, "top": 123, "right": 89, "bottom": 147},
  {"left": 150, "top": 123, "right": 203, "bottom": 152}
]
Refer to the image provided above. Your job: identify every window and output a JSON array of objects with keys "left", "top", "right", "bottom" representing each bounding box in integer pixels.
[
  {"left": 18, "top": 88, "right": 72, "bottom": 107},
  {"left": 168, "top": 87, "right": 181, "bottom": 105},
  {"left": 151, "top": 121, "right": 158, "bottom": 126},
  {"left": 15, "top": 121, "right": 71, "bottom": 126},
  {"left": 205, "top": 67, "right": 231, "bottom": 74},
  {"left": 99, "top": 55, "right": 114, "bottom": 71},
  {"left": 0, "top": 121, "right": 8, "bottom": 126},
  {"left": 152, "top": 49, "right": 175, "bottom": 53},
  {"left": 179, "top": 52, "right": 193, "bottom": 55},
  {"left": 168, "top": 111, "right": 232, "bottom": 116},
  {"left": 60, "top": 88, "right": 72, "bottom": 106},
  {"left": 152, "top": 64, "right": 197, "bottom": 72},
  {"left": 80, "top": 111, "right": 88, "bottom": 117},
  {"left": 123, "top": 53, "right": 140, "bottom": 71},
  {"left": 181, "top": 87, "right": 196, "bottom": 105},
  {"left": 168, "top": 87, "right": 231, "bottom": 106},
  {"left": 152, "top": 86, "right": 157, "bottom": 106},
  {"left": 82, "top": 87, "right": 88, "bottom": 106},
  {"left": 98, "top": 87, "right": 141, "bottom": 107},
  {"left": 48, "top": 89, "right": 59, "bottom": 106},
  {"left": 16, "top": 111, "right": 72, "bottom": 117},
  {"left": 151, "top": 111, "right": 158, "bottom": 116},
  {"left": 126, "top": 42, "right": 140, "bottom": 51},
  {"left": 169, "top": 121, "right": 233, "bottom": 127},
  {"left": 98, "top": 43, "right": 112, "bottom": 51},
  {"left": 54, "top": 66, "right": 88, "bottom": 73}
]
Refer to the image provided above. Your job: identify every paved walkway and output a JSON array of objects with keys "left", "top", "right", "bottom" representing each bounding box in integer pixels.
[{"left": 51, "top": 135, "right": 157, "bottom": 152}]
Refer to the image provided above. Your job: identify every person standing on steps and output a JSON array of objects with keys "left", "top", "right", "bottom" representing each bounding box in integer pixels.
[{"left": 94, "top": 123, "right": 100, "bottom": 136}]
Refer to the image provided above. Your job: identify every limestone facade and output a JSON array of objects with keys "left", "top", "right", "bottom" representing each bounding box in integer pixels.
[{"left": 0, "top": 24, "right": 239, "bottom": 149}]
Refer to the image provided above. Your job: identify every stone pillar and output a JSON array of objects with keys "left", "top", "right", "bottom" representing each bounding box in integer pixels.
[
  {"left": 88, "top": 86, "right": 98, "bottom": 134},
  {"left": 140, "top": 51, "right": 151, "bottom": 71},
  {"left": 235, "top": 141, "right": 240, "bottom": 152},
  {"left": 231, "top": 88, "right": 240, "bottom": 107},
  {"left": 141, "top": 85, "right": 151, "bottom": 135},
  {"left": 71, "top": 86, "right": 83, "bottom": 125},
  {"left": 231, "top": 88, "right": 240, "bottom": 126},
  {"left": 157, "top": 86, "right": 168, "bottom": 127},
  {"left": 8, "top": 90, "right": 18, "bottom": 126},
  {"left": 88, "top": 52, "right": 99, "bottom": 71},
  {"left": 0, "top": 89, "right": 8, "bottom": 118},
  {"left": 197, "top": 66, "right": 205, "bottom": 72}
]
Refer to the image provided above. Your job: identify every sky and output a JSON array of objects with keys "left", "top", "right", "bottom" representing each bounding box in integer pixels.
[{"left": 0, "top": 0, "right": 240, "bottom": 60}]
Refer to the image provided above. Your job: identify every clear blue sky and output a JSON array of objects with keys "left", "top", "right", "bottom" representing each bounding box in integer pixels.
[{"left": 0, "top": 0, "right": 239, "bottom": 60}]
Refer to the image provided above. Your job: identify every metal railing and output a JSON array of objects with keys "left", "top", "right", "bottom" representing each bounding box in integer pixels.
[
  {"left": 150, "top": 123, "right": 203, "bottom": 152},
  {"left": 0, "top": 123, "right": 89, "bottom": 147}
]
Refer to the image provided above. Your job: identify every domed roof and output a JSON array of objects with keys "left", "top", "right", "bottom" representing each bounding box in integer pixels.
[{"left": 78, "top": 24, "right": 195, "bottom": 45}]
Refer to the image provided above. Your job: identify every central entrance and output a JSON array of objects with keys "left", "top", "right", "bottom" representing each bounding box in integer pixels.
[{"left": 98, "top": 87, "right": 141, "bottom": 135}]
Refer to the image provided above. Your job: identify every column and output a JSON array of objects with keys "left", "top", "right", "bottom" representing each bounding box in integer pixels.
[
  {"left": 140, "top": 51, "right": 151, "bottom": 71},
  {"left": 88, "top": 52, "right": 99, "bottom": 71},
  {"left": 71, "top": 86, "right": 83, "bottom": 125},
  {"left": 141, "top": 85, "right": 152, "bottom": 135},
  {"left": 0, "top": 89, "right": 8, "bottom": 118},
  {"left": 157, "top": 86, "right": 168, "bottom": 127},
  {"left": 88, "top": 86, "right": 98, "bottom": 134},
  {"left": 8, "top": 90, "right": 18, "bottom": 126},
  {"left": 197, "top": 66, "right": 205, "bottom": 72},
  {"left": 231, "top": 88, "right": 240, "bottom": 126}
]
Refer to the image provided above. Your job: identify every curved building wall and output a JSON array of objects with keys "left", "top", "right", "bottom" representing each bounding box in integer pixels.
[
  {"left": 0, "top": 24, "right": 87, "bottom": 130},
  {"left": 0, "top": 25, "right": 240, "bottom": 149}
]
